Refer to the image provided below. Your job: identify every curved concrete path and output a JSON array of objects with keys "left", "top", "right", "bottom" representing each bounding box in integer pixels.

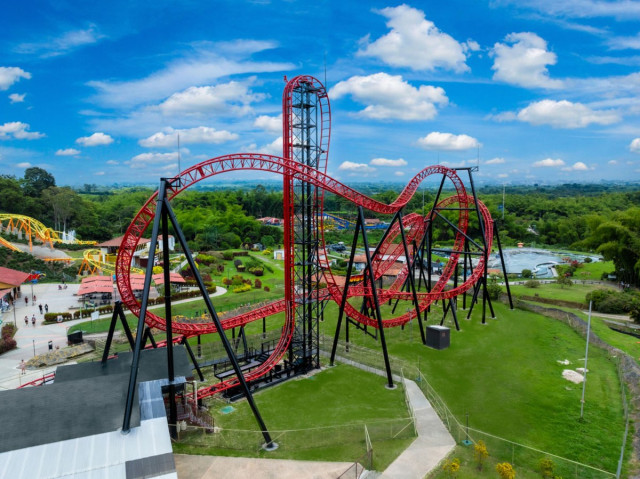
[{"left": 174, "top": 356, "right": 455, "bottom": 479}]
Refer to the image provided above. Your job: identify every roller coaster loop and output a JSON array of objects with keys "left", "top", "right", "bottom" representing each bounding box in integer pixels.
[{"left": 114, "top": 75, "right": 507, "bottom": 443}]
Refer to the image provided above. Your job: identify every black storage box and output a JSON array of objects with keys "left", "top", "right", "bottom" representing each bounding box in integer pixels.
[
  {"left": 67, "top": 330, "right": 83, "bottom": 345},
  {"left": 426, "top": 325, "right": 450, "bottom": 350}
]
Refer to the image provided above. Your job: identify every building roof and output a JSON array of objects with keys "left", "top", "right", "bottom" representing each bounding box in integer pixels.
[
  {"left": 152, "top": 273, "right": 186, "bottom": 285},
  {"left": 81, "top": 275, "right": 113, "bottom": 283},
  {"left": 96, "top": 236, "right": 151, "bottom": 248},
  {"left": 0, "top": 266, "right": 30, "bottom": 288},
  {"left": 78, "top": 283, "right": 114, "bottom": 295}
]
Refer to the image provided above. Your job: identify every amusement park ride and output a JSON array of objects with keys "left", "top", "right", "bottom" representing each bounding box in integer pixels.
[{"left": 68, "top": 76, "right": 516, "bottom": 448}]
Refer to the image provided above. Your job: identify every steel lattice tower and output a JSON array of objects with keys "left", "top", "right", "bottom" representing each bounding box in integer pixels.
[{"left": 284, "top": 79, "right": 325, "bottom": 372}]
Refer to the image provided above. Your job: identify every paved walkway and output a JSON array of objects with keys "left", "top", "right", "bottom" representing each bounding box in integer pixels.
[
  {"left": 1, "top": 284, "right": 456, "bottom": 478},
  {"left": 0, "top": 282, "right": 227, "bottom": 390}
]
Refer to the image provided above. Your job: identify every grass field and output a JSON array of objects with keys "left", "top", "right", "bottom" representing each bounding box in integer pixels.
[
  {"left": 508, "top": 281, "right": 617, "bottom": 304},
  {"left": 173, "top": 363, "right": 415, "bottom": 470},
  {"left": 320, "top": 300, "right": 626, "bottom": 475},
  {"left": 68, "top": 255, "right": 629, "bottom": 474}
]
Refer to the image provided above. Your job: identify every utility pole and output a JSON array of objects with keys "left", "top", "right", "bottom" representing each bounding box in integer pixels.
[{"left": 580, "top": 301, "right": 592, "bottom": 420}]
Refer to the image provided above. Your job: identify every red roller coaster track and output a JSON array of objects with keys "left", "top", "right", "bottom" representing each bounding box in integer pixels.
[{"left": 115, "top": 76, "right": 493, "bottom": 399}]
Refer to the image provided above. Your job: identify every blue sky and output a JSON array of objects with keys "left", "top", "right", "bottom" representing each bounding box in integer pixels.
[{"left": 2, "top": 0, "right": 640, "bottom": 186}]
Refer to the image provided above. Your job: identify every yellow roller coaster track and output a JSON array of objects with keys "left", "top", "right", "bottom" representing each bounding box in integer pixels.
[
  {"left": 0, "top": 236, "right": 20, "bottom": 252},
  {"left": 78, "top": 248, "right": 144, "bottom": 276},
  {"left": 0, "top": 214, "right": 96, "bottom": 251}
]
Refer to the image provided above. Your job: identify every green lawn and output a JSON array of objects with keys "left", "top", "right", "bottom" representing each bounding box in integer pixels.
[
  {"left": 173, "top": 363, "right": 415, "bottom": 470},
  {"left": 509, "top": 281, "right": 617, "bottom": 304},
  {"left": 320, "top": 301, "right": 626, "bottom": 475}
]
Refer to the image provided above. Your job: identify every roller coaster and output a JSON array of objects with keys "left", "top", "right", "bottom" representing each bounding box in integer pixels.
[
  {"left": 108, "top": 75, "right": 511, "bottom": 444},
  {"left": 0, "top": 214, "right": 96, "bottom": 250}
]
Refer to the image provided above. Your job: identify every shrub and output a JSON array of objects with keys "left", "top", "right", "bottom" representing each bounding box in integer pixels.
[
  {"left": 254, "top": 279, "right": 262, "bottom": 289},
  {"left": 521, "top": 269, "right": 532, "bottom": 278},
  {"left": 524, "top": 280, "right": 541, "bottom": 288},
  {"left": 0, "top": 336, "right": 17, "bottom": 354},
  {"left": 222, "top": 277, "right": 232, "bottom": 286},
  {"left": 1, "top": 323, "right": 16, "bottom": 338},
  {"left": 442, "top": 458, "right": 460, "bottom": 478},
  {"left": 474, "top": 440, "right": 488, "bottom": 471},
  {"left": 232, "top": 251, "right": 248, "bottom": 257},
  {"left": 249, "top": 267, "right": 264, "bottom": 276},
  {"left": 233, "top": 259, "right": 243, "bottom": 267},
  {"left": 222, "top": 251, "right": 234, "bottom": 261},
  {"left": 264, "top": 286, "right": 270, "bottom": 292},
  {"left": 486, "top": 276, "right": 502, "bottom": 300},
  {"left": 556, "top": 275, "right": 573, "bottom": 288},
  {"left": 584, "top": 257, "right": 593, "bottom": 263},
  {"left": 233, "top": 284, "right": 252, "bottom": 293},
  {"left": 496, "top": 462, "right": 516, "bottom": 479},
  {"left": 539, "top": 457, "right": 555, "bottom": 478},
  {"left": 231, "top": 275, "right": 244, "bottom": 286}
]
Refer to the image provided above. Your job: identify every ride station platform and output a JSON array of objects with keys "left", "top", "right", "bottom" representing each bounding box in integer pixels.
[{"left": 0, "top": 347, "right": 193, "bottom": 479}]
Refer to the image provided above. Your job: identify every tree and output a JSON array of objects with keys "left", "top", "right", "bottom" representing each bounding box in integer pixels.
[
  {"left": 474, "top": 440, "right": 488, "bottom": 471},
  {"left": 41, "top": 187, "right": 77, "bottom": 232},
  {"left": 557, "top": 275, "right": 573, "bottom": 288},
  {"left": 22, "top": 167, "right": 55, "bottom": 197},
  {"left": 521, "top": 268, "right": 532, "bottom": 278},
  {"left": 496, "top": 462, "right": 516, "bottom": 479}
]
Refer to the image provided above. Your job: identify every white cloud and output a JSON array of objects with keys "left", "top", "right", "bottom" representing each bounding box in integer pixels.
[
  {"left": 16, "top": 162, "right": 32, "bottom": 168},
  {"left": 607, "top": 33, "right": 640, "bottom": 50},
  {"left": 417, "top": 132, "right": 480, "bottom": 151},
  {"left": 0, "top": 122, "right": 45, "bottom": 140},
  {"left": 254, "top": 114, "right": 282, "bottom": 134},
  {"left": 608, "top": 160, "right": 618, "bottom": 165},
  {"left": 55, "top": 148, "right": 80, "bottom": 156},
  {"left": 485, "top": 157, "right": 505, "bottom": 165},
  {"left": 533, "top": 158, "right": 565, "bottom": 167},
  {"left": 129, "top": 152, "right": 179, "bottom": 169},
  {"left": 106, "top": 160, "right": 119, "bottom": 165},
  {"left": 338, "top": 161, "right": 377, "bottom": 176},
  {"left": 497, "top": 173, "right": 509, "bottom": 178},
  {"left": 95, "top": 171, "right": 105, "bottom": 176},
  {"left": 256, "top": 136, "right": 283, "bottom": 155},
  {"left": 630, "top": 138, "right": 640, "bottom": 153},
  {"left": 330, "top": 73, "right": 447, "bottom": 120},
  {"left": 370, "top": 157, "right": 407, "bottom": 167},
  {"left": 15, "top": 25, "right": 105, "bottom": 58},
  {"left": 359, "top": 5, "right": 468, "bottom": 72},
  {"left": 9, "top": 93, "right": 25, "bottom": 103},
  {"left": 394, "top": 171, "right": 405, "bottom": 176},
  {"left": 139, "top": 126, "right": 238, "bottom": 147},
  {"left": 158, "top": 81, "right": 264, "bottom": 116},
  {"left": 497, "top": 0, "right": 640, "bottom": 20},
  {"left": 0, "top": 67, "right": 31, "bottom": 91},
  {"left": 516, "top": 100, "right": 620, "bottom": 128},
  {"left": 88, "top": 41, "right": 293, "bottom": 109},
  {"left": 76, "top": 132, "right": 114, "bottom": 146},
  {"left": 562, "top": 161, "right": 591, "bottom": 171},
  {"left": 491, "top": 32, "right": 563, "bottom": 89}
]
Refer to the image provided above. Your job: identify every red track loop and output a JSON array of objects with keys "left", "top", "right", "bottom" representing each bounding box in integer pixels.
[{"left": 115, "top": 76, "right": 492, "bottom": 398}]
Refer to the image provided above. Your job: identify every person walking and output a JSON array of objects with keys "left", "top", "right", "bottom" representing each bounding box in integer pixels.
[
  {"left": 24, "top": 315, "right": 28, "bottom": 326},
  {"left": 20, "top": 359, "right": 26, "bottom": 375},
  {"left": 25, "top": 296, "right": 28, "bottom": 306},
  {"left": 38, "top": 304, "right": 43, "bottom": 314},
  {"left": 31, "top": 315, "right": 36, "bottom": 327},
  {"left": 44, "top": 303, "right": 48, "bottom": 313}
]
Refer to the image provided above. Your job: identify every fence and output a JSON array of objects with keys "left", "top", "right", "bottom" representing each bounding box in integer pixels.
[
  {"left": 176, "top": 417, "right": 414, "bottom": 455},
  {"left": 318, "top": 335, "right": 620, "bottom": 479},
  {"left": 337, "top": 426, "right": 374, "bottom": 479}
]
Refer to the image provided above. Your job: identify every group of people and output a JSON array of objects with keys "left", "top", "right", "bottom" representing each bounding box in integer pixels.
[{"left": 22, "top": 301, "right": 48, "bottom": 327}]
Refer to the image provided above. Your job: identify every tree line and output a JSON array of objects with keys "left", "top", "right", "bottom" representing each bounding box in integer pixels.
[{"left": 1, "top": 168, "right": 638, "bottom": 285}]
